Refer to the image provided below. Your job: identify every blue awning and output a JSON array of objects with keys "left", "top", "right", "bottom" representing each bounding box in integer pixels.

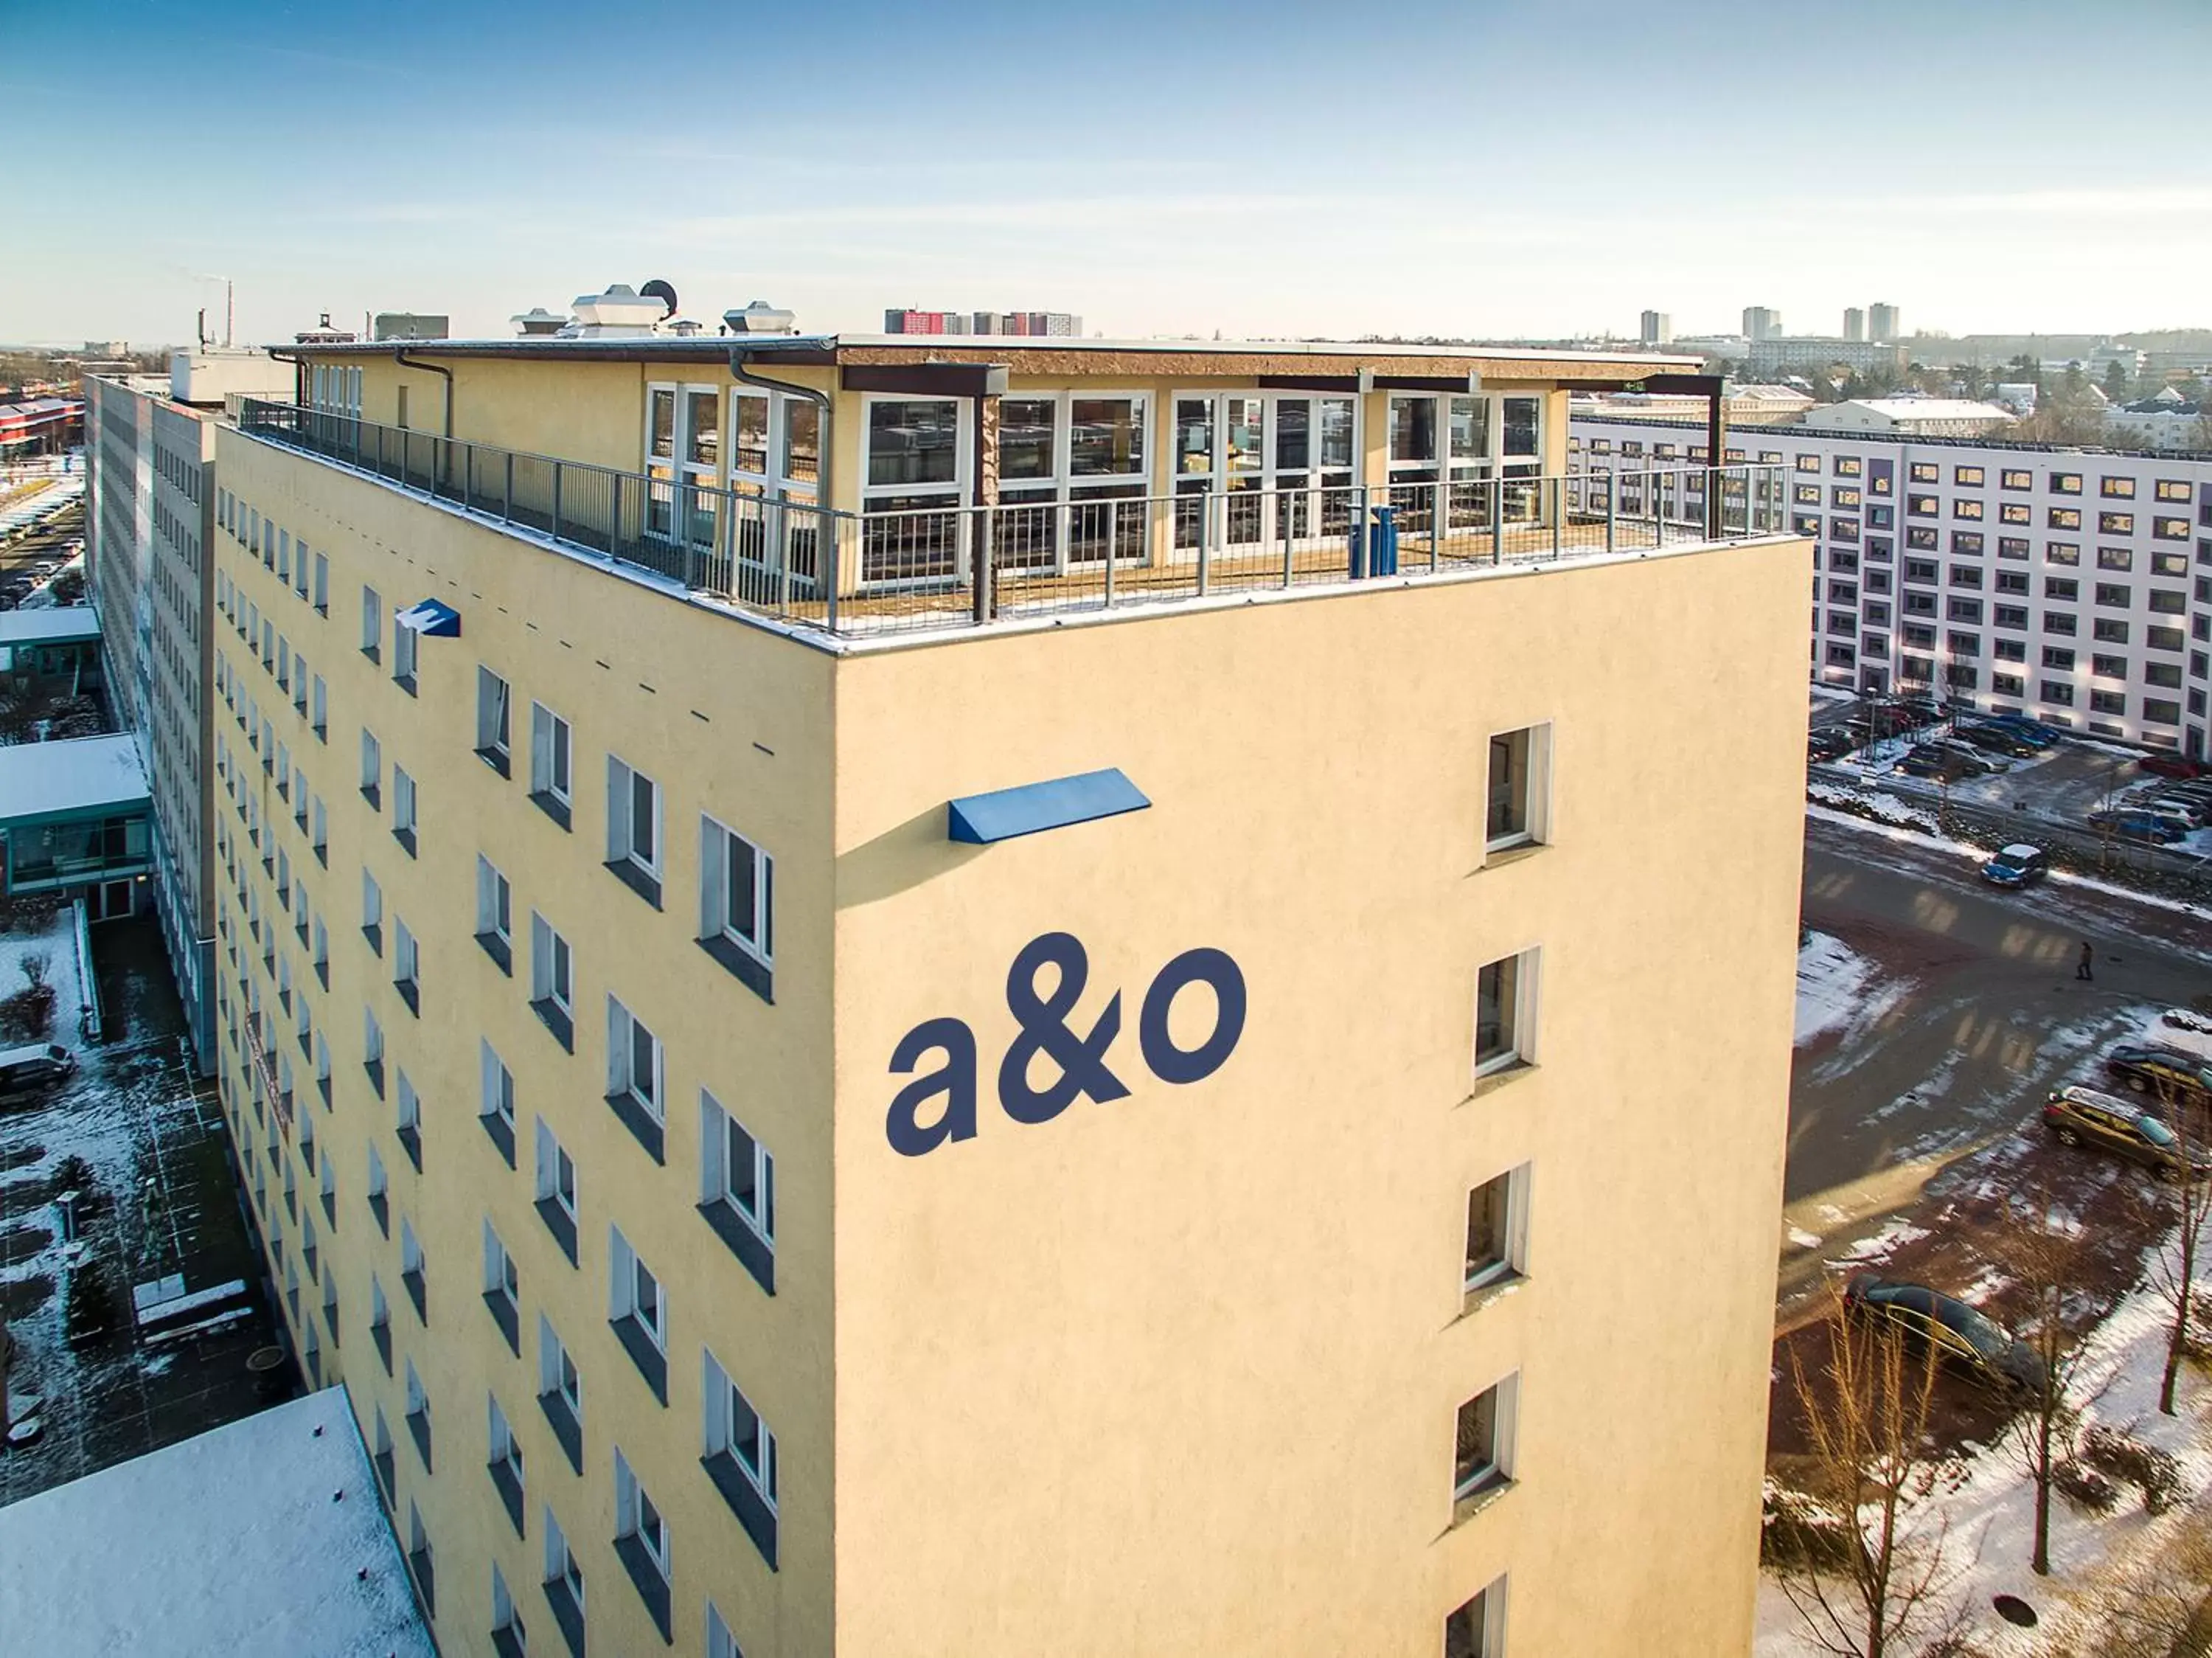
[
  {"left": 394, "top": 598, "right": 461, "bottom": 637},
  {"left": 947, "top": 768, "right": 1150, "bottom": 844}
]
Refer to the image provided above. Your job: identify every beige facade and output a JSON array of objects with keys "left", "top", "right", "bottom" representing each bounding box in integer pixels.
[{"left": 206, "top": 338, "right": 1806, "bottom": 1658}]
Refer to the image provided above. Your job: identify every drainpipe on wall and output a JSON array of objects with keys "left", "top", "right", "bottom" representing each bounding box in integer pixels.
[
  {"left": 729, "top": 348, "right": 835, "bottom": 624},
  {"left": 393, "top": 350, "right": 454, "bottom": 488}
]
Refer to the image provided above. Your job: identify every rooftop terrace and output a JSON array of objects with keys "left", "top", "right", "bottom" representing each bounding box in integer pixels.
[{"left": 237, "top": 396, "right": 1792, "bottom": 650}]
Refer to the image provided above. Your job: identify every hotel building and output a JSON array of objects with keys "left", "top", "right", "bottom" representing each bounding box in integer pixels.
[
  {"left": 206, "top": 328, "right": 1807, "bottom": 1657},
  {"left": 1571, "top": 414, "right": 2212, "bottom": 760}
]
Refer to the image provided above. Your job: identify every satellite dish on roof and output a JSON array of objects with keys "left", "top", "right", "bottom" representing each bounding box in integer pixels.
[{"left": 640, "top": 280, "right": 678, "bottom": 320}]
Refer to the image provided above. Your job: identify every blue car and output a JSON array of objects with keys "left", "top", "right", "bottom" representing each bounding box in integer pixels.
[
  {"left": 1980, "top": 844, "right": 2048, "bottom": 888},
  {"left": 1985, "top": 712, "right": 2063, "bottom": 746},
  {"left": 2088, "top": 810, "right": 2189, "bottom": 846}
]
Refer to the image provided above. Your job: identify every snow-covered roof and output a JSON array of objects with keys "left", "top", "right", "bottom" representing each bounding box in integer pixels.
[
  {"left": 0, "top": 732, "right": 147, "bottom": 827},
  {"left": 0, "top": 606, "right": 100, "bottom": 649},
  {"left": 0, "top": 1387, "right": 435, "bottom": 1658},
  {"left": 1997, "top": 844, "right": 2043, "bottom": 860},
  {"left": 1823, "top": 398, "right": 2016, "bottom": 420}
]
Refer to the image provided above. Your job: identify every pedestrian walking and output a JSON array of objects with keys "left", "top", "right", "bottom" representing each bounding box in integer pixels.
[{"left": 2076, "top": 940, "right": 2095, "bottom": 982}]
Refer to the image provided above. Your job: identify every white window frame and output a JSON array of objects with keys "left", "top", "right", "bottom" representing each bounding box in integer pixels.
[
  {"left": 481, "top": 1039, "right": 515, "bottom": 1136},
  {"left": 392, "top": 765, "right": 417, "bottom": 839},
  {"left": 529, "top": 701, "right": 571, "bottom": 805},
  {"left": 359, "top": 728, "right": 380, "bottom": 799},
  {"left": 1446, "top": 1575, "right": 1510, "bottom": 1658},
  {"left": 606, "top": 996, "right": 663, "bottom": 1123},
  {"left": 1452, "top": 1372, "right": 1520, "bottom": 1504},
  {"left": 608, "top": 1227, "right": 667, "bottom": 1353},
  {"left": 392, "top": 614, "right": 417, "bottom": 684},
  {"left": 361, "top": 586, "right": 382, "bottom": 658},
  {"left": 701, "top": 1090, "right": 773, "bottom": 1248},
  {"left": 538, "top": 1314, "right": 582, "bottom": 1418},
  {"left": 543, "top": 1505, "right": 584, "bottom": 1612},
  {"left": 476, "top": 666, "right": 512, "bottom": 762},
  {"left": 1168, "top": 389, "right": 1362, "bottom": 558},
  {"left": 476, "top": 856, "right": 512, "bottom": 948},
  {"left": 606, "top": 756, "right": 661, "bottom": 877},
  {"left": 483, "top": 1218, "right": 519, "bottom": 1312},
  {"left": 644, "top": 381, "right": 725, "bottom": 549},
  {"left": 396, "top": 1067, "right": 420, "bottom": 1139},
  {"left": 1463, "top": 1165, "right": 1532, "bottom": 1296},
  {"left": 700, "top": 815, "right": 773, "bottom": 966},
  {"left": 1474, "top": 947, "right": 1540, "bottom": 1078},
  {"left": 535, "top": 1118, "right": 577, "bottom": 1222},
  {"left": 614, "top": 1447, "right": 672, "bottom": 1581},
  {"left": 1483, "top": 723, "right": 1553, "bottom": 856},
  {"left": 529, "top": 914, "right": 573, "bottom": 1015},
  {"left": 702, "top": 1347, "right": 778, "bottom": 1512}
]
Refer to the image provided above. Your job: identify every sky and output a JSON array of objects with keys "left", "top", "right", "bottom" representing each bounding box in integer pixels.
[{"left": 6, "top": 0, "right": 2211, "bottom": 347}]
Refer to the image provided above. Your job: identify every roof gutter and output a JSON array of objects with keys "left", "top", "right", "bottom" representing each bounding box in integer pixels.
[{"left": 265, "top": 347, "right": 306, "bottom": 409}]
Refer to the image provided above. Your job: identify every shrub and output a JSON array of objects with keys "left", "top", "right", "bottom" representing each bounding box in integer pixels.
[
  {"left": 2053, "top": 1458, "right": 2121, "bottom": 1511},
  {"left": 0, "top": 982, "right": 55, "bottom": 1042},
  {"left": 2080, "top": 1425, "right": 2184, "bottom": 1516},
  {"left": 1761, "top": 1482, "right": 1855, "bottom": 1569}
]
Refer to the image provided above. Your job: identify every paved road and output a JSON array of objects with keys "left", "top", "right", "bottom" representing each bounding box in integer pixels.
[{"left": 1780, "top": 815, "right": 2211, "bottom": 1304}]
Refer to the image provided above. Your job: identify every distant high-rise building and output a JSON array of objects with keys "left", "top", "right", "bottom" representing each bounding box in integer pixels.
[
  {"left": 1640, "top": 310, "right": 1672, "bottom": 346},
  {"left": 1843, "top": 308, "right": 1865, "bottom": 343},
  {"left": 884, "top": 308, "right": 961, "bottom": 335},
  {"left": 1868, "top": 302, "right": 1900, "bottom": 343},
  {"left": 1741, "top": 307, "right": 1782, "bottom": 343}
]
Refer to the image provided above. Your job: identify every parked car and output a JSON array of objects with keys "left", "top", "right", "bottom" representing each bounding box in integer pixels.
[
  {"left": 1927, "top": 740, "right": 2000, "bottom": 775},
  {"left": 1984, "top": 712, "right": 2064, "bottom": 746},
  {"left": 1808, "top": 729, "right": 1854, "bottom": 763},
  {"left": 1899, "top": 749, "right": 1973, "bottom": 780},
  {"left": 2140, "top": 754, "right": 2211, "bottom": 781},
  {"left": 1848, "top": 707, "right": 1917, "bottom": 741},
  {"left": 2043, "top": 1086, "right": 2205, "bottom": 1180},
  {"left": 1843, "top": 1275, "right": 2047, "bottom": 1397},
  {"left": 2104, "top": 1044, "right": 2212, "bottom": 1106},
  {"left": 0, "top": 1042, "right": 77, "bottom": 1096},
  {"left": 1894, "top": 695, "right": 1945, "bottom": 724},
  {"left": 1956, "top": 724, "right": 2042, "bottom": 758},
  {"left": 1980, "top": 844, "right": 2048, "bottom": 889},
  {"left": 2144, "top": 796, "right": 2211, "bottom": 828},
  {"left": 2088, "top": 809, "right": 2191, "bottom": 845}
]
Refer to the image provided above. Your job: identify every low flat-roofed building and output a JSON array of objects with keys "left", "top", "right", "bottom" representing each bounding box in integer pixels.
[{"left": 0, "top": 1387, "right": 436, "bottom": 1658}]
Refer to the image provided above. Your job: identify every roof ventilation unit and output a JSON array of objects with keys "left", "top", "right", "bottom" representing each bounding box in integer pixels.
[{"left": 723, "top": 300, "right": 797, "bottom": 336}]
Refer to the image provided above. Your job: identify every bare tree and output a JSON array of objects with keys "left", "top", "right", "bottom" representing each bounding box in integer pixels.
[
  {"left": 2079, "top": 1505, "right": 2212, "bottom": 1656},
  {"left": 18, "top": 949, "right": 47, "bottom": 992},
  {"left": 2002, "top": 1187, "right": 2094, "bottom": 1576},
  {"left": 2135, "top": 1077, "right": 2212, "bottom": 1417},
  {"left": 1776, "top": 1283, "right": 1955, "bottom": 1658}
]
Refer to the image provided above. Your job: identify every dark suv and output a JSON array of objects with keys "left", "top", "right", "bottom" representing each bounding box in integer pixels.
[{"left": 2043, "top": 1086, "right": 2203, "bottom": 1180}]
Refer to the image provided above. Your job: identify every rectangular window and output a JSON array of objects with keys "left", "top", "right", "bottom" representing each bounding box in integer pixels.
[
  {"left": 2093, "top": 618, "right": 2130, "bottom": 645},
  {"left": 489, "top": 1402, "right": 526, "bottom": 1536},
  {"left": 2154, "top": 516, "right": 2191, "bottom": 541},
  {"left": 2157, "top": 479, "right": 2192, "bottom": 503},
  {"left": 703, "top": 1347, "right": 779, "bottom": 1567},
  {"left": 361, "top": 869, "right": 383, "bottom": 954},
  {"left": 400, "top": 1223, "right": 425, "bottom": 1322},
  {"left": 476, "top": 667, "right": 512, "bottom": 772},
  {"left": 699, "top": 815, "right": 774, "bottom": 999},
  {"left": 313, "top": 552, "right": 328, "bottom": 614},
  {"left": 1909, "top": 462, "right": 1939, "bottom": 484},
  {"left": 396, "top": 1066, "right": 422, "bottom": 1167},
  {"left": 2093, "top": 653, "right": 2127, "bottom": 680},
  {"left": 1444, "top": 1578, "right": 1509, "bottom": 1658},
  {"left": 1453, "top": 1373, "right": 1520, "bottom": 1506},
  {"left": 1952, "top": 499, "right": 1983, "bottom": 521},
  {"left": 483, "top": 1219, "right": 521, "bottom": 1352},
  {"left": 538, "top": 1317, "right": 584, "bottom": 1474},
  {"left": 392, "top": 766, "right": 417, "bottom": 855},
  {"left": 1484, "top": 725, "right": 1551, "bottom": 853},
  {"left": 2101, "top": 475, "right": 2137, "bottom": 499},
  {"left": 1475, "top": 951, "right": 1536, "bottom": 1078},
  {"left": 700, "top": 1091, "right": 775, "bottom": 1291},
  {"left": 2091, "top": 690, "right": 2126, "bottom": 716},
  {"left": 476, "top": 856, "right": 513, "bottom": 971},
  {"left": 2001, "top": 502, "right": 2031, "bottom": 526},
  {"left": 2044, "top": 680, "right": 2075, "bottom": 706},
  {"left": 535, "top": 1117, "right": 580, "bottom": 1263},
  {"left": 2050, "top": 507, "right": 2082, "bottom": 530},
  {"left": 2045, "top": 577, "right": 2079, "bottom": 601},
  {"left": 529, "top": 914, "right": 574, "bottom": 1050},
  {"left": 2100, "top": 512, "right": 2135, "bottom": 536},
  {"left": 2053, "top": 472, "right": 2082, "bottom": 495},
  {"left": 311, "top": 676, "right": 326, "bottom": 739},
  {"left": 361, "top": 587, "right": 382, "bottom": 661},
  {"left": 613, "top": 1448, "right": 672, "bottom": 1635},
  {"left": 529, "top": 702, "right": 572, "bottom": 828},
  {"left": 1464, "top": 1165, "right": 1531, "bottom": 1298},
  {"left": 394, "top": 919, "right": 420, "bottom": 1014},
  {"left": 605, "top": 756, "right": 661, "bottom": 906},
  {"left": 2042, "top": 646, "right": 2076, "bottom": 670},
  {"left": 360, "top": 729, "right": 381, "bottom": 808},
  {"left": 543, "top": 1505, "right": 585, "bottom": 1638},
  {"left": 2045, "top": 610, "right": 2076, "bottom": 636},
  {"left": 608, "top": 1227, "right": 669, "bottom": 1402},
  {"left": 2096, "top": 583, "right": 2130, "bottom": 608},
  {"left": 392, "top": 619, "right": 417, "bottom": 691},
  {"left": 2045, "top": 541, "right": 2080, "bottom": 566},
  {"left": 480, "top": 1040, "right": 517, "bottom": 1165},
  {"left": 1954, "top": 465, "right": 1984, "bottom": 487},
  {"left": 605, "top": 996, "right": 665, "bottom": 1160},
  {"left": 404, "top": 1359, "right": 432, "bottom": 1471}
]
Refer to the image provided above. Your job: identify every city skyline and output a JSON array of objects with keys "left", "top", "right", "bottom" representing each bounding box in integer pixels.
[{"left": 6, "top": 0, "right": 2211, "bottom": 346}]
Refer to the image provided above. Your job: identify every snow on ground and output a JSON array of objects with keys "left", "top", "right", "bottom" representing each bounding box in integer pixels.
[
  {"left": 1761, "top": 1253, "right": 2212, "bottom": 1657},
  {"left": 1807, "top": 781, "right": 1941, "bottom": 833},
  {"left": 1797, "top": 931, "right": 1911, "bottom": 1047},
  {"left": 0, "top": 902, "right": 76, "bottom": 1006},
  {"left": 0, "top": 1388, "right": 434, "bottom": 1657}
]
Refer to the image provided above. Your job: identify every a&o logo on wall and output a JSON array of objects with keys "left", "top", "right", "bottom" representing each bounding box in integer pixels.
[{"left": 885, "top": 932, "right": 1246, "bottom": 1156}]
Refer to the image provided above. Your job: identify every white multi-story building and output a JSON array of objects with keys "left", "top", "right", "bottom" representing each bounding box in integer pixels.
[{"left": 1571, "top": 414, "right": 2212, "bottom": 760}]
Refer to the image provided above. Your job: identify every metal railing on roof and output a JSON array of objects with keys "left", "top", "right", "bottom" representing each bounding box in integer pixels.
[{"left": 237, "top": 400, "right": 1790, "bottom": 642}]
